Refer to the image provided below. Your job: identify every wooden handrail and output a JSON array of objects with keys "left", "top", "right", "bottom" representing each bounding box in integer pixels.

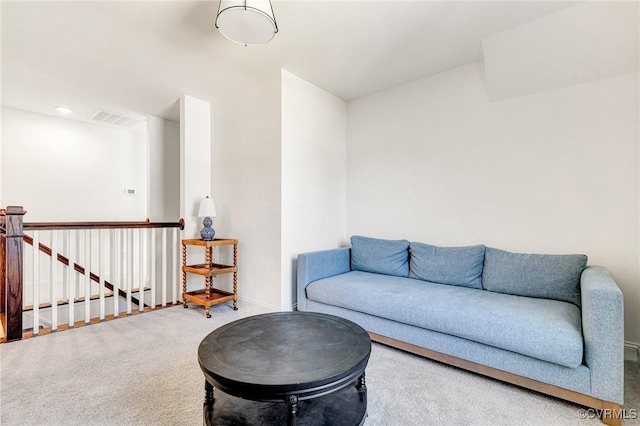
[
  {"left": 23, "top": 235, "right": 146, "bottom": 309},
  {"left": 23, "top": 218, "right": 184, "bottom": 231}
]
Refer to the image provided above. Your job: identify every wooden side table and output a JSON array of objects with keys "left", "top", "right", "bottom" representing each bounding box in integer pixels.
[{"left": 181, "top": 238, "right": 238, "bottom": 318}]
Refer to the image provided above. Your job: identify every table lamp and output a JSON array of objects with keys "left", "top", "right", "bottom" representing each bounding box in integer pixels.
[{"left": 198, "top": 196, "right": 217, "bottom": 241}]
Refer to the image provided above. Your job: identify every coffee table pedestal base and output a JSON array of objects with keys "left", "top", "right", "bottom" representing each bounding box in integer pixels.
[{"left": 204, "top": 382, "right": 367, "bottom": 426}]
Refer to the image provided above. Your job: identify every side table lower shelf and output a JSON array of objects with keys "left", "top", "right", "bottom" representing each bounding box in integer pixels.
[{"left": 183, "top": 288, "right": 238, "bottom": 318}]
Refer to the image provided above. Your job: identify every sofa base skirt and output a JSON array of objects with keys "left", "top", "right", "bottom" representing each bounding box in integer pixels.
[
  {"left": 304, "top": 300, "right": 622, "bottom": 425},
  {"left": 371, "top": 332, "right": 622, "bottom": 426}
]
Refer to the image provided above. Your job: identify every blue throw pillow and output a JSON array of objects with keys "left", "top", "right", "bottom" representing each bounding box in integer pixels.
[
  {"left": 351, "top": 236, "right": 410, "bottom": 277},
  {"left": 408, "top": 242, "right": 485, "bottom": 289},
  {"left": 482, "top": 247, "right": 587, "bottom": 306}
]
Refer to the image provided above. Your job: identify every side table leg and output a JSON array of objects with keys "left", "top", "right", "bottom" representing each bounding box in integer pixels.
[
  {"left": 204, "top": 380, "right": 214, "bottom": 406},
  {"left": 205, "top": 248, "right": 212, "bottom": 318},
  {"left": 232, "top": 243, "right": 238, "bottom": 311},
  {"left": 286, "top": 394, "right": 298, "bottom": 426},
  {"left": 182, "top": 243, "right": 188, "bottom": 308}
]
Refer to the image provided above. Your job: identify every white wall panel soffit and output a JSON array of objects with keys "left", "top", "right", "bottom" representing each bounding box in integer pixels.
[{"left": 482, "top": 2, "right": 639, "bottom": 101}]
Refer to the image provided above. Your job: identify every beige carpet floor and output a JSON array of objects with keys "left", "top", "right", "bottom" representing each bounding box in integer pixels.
[{"left": 1, "top": 303, "right": 638, "bottom": 425}]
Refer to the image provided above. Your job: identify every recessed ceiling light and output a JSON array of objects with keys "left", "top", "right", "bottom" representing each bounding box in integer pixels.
[{"left": 55, "top": 106, "right": 72, "bottom": 114}]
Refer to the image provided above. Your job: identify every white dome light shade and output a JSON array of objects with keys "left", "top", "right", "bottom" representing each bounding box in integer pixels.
[{"left": 215, "top": 0, "right": 278, "bottom": 46}]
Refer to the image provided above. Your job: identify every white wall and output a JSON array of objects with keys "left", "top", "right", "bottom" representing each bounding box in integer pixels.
[
  {"left": 347, "top": 64, "right": 639, "bottom": 345},
  {"left": 147, "top": 115, "right": 179, "bottom": 221},
  {"left": 281, "top": 69, "right": 347, "bottom": 309},
  {"left": 211, "top": 70, "right": 283, "bottom": 311},
  {"left": 147, "top": 115, "right": 180, "bottom": 303},
  {"left": 180, "top": 96, "right": 212, "bottom": 292},
  {"left": 180, "top": 95, "right": 211, "bottom": 239},
  {"left": 1, "top": 107, "right": 147, "bottom": 221}
]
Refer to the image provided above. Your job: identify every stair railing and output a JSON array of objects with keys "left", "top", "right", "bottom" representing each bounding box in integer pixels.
[{"left": 1, "top": 206, "right": 184, "bottom": 342}]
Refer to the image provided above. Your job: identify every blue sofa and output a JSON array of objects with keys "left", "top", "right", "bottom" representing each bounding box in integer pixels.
[{"left": 297, "top": 236, "right": 624, "bottom": 425}]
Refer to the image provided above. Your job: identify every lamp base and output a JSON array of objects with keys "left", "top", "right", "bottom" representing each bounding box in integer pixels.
[{"left": 201, "top": 217, "right": 216, "bottom": 241}]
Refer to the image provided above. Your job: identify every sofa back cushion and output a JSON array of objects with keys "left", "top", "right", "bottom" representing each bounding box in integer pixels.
[
  {"left": 409, "top": 242, "right": 485, "bottom": 289},
  {"left": 351, "top": 236, "right": 410, "bottom": 277},
  {"left": 482, "top": 247, "right": 587, "bottom": 306}
]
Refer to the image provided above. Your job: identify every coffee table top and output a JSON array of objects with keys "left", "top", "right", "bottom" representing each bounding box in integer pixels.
[{"left": 198, "top": 312, "right": 371, "bottom": 400}]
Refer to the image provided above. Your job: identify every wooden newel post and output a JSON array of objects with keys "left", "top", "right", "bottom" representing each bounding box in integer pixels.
[{"left": 2, "top": 206, "right": 26, "bottom": 342}]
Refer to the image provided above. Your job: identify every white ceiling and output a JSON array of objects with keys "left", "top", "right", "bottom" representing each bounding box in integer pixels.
[{"left": 1, "top": 1, "right": 579, "bottom": 122}]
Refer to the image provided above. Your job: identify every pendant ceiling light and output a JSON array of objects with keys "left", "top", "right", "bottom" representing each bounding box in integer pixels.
[{"left": 215, "top": 0, "right": 278, "bottom": 46}]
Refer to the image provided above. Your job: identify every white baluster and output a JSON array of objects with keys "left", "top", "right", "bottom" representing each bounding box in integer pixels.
[
  {"left": 161, "top": 228, "right": 167, "bottom": 307},
  {"left": 68, "top": 230, "right": 75, "bottom": 327},
  {"left": 111, "top": 229, "right": 119, "bottom": 318},
  {"left": 173, "top": 228, "right": 179, "bottom": 304},
  {"left": 99, "top": 229, "right": 105, "bottom": 321},
  {"left": 139, "top": 228, "right": 145, "bottom": 313},
  {"left": 127, "top": 228, "right": 133, "bottom": 314},
  {"left": 50, "top": 231, "right": 58, "bottom": 331},
  {"left": 23, "top": 232, "right": 28, "bottom": 311},
  {"left": 84, "top": 229, "right": 91, "bottom": 323},
  {"left": 150, "top": 228, "right": 156, "bottom": 309},
  {"left": 75, "top": 231, "right": 80, "bottom": 306},
  {"left": 32, "top": 231, "right": 40, "bottom": 335},
  {"left": 120, "top": 229, "right": 125, "bottom": 314},
  {"left": 62, "top": 231, "right": 68, "bottom": 303}
]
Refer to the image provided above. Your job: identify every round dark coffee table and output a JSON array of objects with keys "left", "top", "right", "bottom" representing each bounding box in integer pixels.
[{"left": 198, "top": 311, "right": 371, "bottom": 425}]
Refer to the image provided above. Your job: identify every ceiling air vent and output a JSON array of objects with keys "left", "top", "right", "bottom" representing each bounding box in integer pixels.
[{"left": 90, "top": 109, "right": 142, "bottom": 127}]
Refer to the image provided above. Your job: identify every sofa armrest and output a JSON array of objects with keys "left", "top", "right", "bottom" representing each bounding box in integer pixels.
[
  {"left": 296, "top": 248, "right": 351, "bottom": 311},
  {"left": 580, "top": 266, "right": 624, "bottom": 404}
]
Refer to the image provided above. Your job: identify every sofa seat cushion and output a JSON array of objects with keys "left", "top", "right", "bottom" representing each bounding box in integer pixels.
[{"left": 306, "top": 271, "right": 583, "bottom": 368}]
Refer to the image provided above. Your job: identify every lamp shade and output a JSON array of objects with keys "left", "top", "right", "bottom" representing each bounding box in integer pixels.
[
  {"left": 198, "top": 196, "right": 217, "bottom": 218},
  {"left": 215, "top": 0, "right": 278, "bottom": 46}
]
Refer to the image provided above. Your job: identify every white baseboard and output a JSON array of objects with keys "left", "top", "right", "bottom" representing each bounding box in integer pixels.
[
  {"left": 238, "top": 296, "right": 280, "bottom": 314},
  {"left": 625, "top": 341, "right": 639, "bottom": 364}
]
